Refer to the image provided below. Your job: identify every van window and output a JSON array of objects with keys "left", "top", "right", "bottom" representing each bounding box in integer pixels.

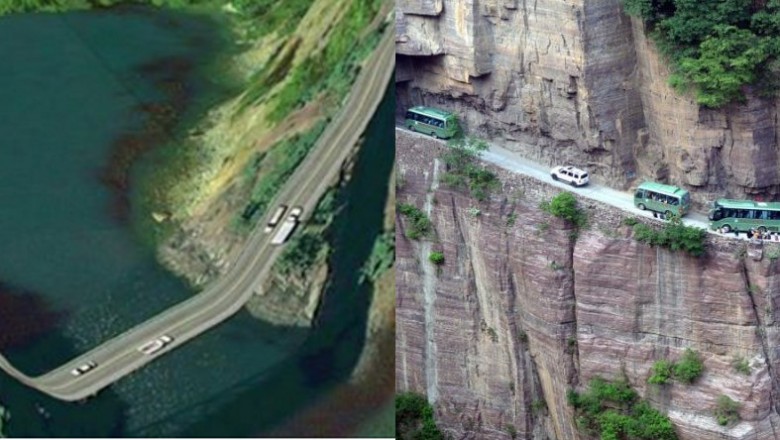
[{"left": 635, "top": 189, "right": 645, "bottom": 198}]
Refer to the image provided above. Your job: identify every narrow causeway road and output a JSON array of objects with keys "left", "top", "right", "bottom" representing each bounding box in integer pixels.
[{"left": 0, "top": 29, "right": 394, "bottom": 402}]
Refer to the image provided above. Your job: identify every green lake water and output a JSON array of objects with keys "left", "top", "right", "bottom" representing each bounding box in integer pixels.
[{"left": 0, "top": 5, "right": 393, "bottom": 437}]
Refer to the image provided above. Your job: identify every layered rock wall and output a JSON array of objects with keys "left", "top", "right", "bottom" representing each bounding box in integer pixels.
[
  {"left": 396, "top": 130, "right": 780, "bottom": 439},
  {"left": 395, "top": 0, "right": 643, "bottom": 187}
]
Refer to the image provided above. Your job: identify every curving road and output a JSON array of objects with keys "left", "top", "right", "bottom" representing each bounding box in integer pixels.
[
  {"left": 0, "top": 29, "right": 395, "bottom": 402},
  {"left": 395, "top": 127, "right": 754, "bottom": 239}
]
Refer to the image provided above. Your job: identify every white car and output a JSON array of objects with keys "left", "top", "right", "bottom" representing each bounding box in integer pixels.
[
  {"left": 138, "top": 335, "right": 174, "bottom": 355},
  {"left": 289, "top": 206, "right": 303, "bottom": 219},
  {"left": 551, "top": 165, "right": 589, "bottom": 187},
  {"left": 70, "top": 361, "right": 98, "bottom": 377}
]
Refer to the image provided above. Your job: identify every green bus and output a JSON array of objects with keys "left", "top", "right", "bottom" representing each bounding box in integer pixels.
[
  {"left": 633, "top": 182, "right": 691, "bottom": 218},
  {"left": 708, "top": 199, "right": 780, "bottom": 233},
  {"left": 404, "top": 106, "right": 459, "bottom": 139}
]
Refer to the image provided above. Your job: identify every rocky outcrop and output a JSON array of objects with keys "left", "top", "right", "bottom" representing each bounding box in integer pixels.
[
  {"left": 395, "top": 0, "right": 780, "bottom": 205},
  {"left": 396, "top": 131, "right": 780, "bottom": 439},
  {"left": 395, "top": 0, "right": 643, "bottom": 188},
  {"left": 630, "top": 19, "right": 780, "bottom": 207}
]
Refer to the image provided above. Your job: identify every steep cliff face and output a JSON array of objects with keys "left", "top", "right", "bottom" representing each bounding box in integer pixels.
[
  {"left": 396, "top": 131, "right": 780, "bottom": 440},
  {"left": 395, "top": 0, "right": 780, "bottom": 204}
]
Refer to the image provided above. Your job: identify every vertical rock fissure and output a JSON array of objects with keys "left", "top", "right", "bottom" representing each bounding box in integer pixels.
[
  {"left": 421, "top": 158, "right": 442, "bottom": 403},
  {"left": 741, "top": 257, "right": 779, "bottom": 417},
  {"left": 568, "top": 230, "right": 580, "bottom": 385}
]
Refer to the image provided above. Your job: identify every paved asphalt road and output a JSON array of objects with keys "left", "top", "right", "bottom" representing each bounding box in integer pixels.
[
  {"left": 396, "top": 127, "right": 748, "bottom": 237},
  {"left": 0, "top": 28, "right": 395, "bottom": 401}
]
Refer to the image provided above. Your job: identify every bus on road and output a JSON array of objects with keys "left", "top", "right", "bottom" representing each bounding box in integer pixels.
[
  {"left": 404, "top": 106, "right": 459, "bottom": 139},
  {"left": 634, "top": 182, "right": 691, "bottom": 218},
  {"left": 708, "top": 199, "right": 780, "bottom": 233}
]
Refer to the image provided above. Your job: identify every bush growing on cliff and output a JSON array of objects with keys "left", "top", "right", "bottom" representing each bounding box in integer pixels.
[
  {"left": 568, "top": 377, "right": 677, "bottom": 440},
  {"left": 714, "top": 394, "right": 741, "bottom": 426},
  {"left": 441, "top": 137, "right": 500, "bottom": 201},
  {"left": 631, "top": 216, "right": 706, "bottom": 257},
  {"left": 673, "top": 348, "right": 704, "bottom": 383},
  {"left": 396, "top": 392, "right": 444, "bottom": 440},
  {"left": 648, "top": 359, "right": 674, "bottom": 385},
  {"left": 428, "top": 251, "right": 445, "bottom": 265},
  {"left": 540, "top": 192, "right": 587, "bottom": 229},
  {"left": 733, "top": 356, "right": 752, "bottom": 375},
  {"left": 398, "top": 203, "right": 432, "bottom": 239},
  {"left": 647, "top": 349, "right": 705, "bottom": 385}
]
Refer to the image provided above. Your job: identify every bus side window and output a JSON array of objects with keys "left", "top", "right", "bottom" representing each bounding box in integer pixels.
[
  {"left": 670, "top": 198, "right": 679, "bottom": 206},
  {"left": 635, "top": 190, "right": 645, "bottom": 199},
  {"left": 760, "top": 210, "right": 769, "bottom": 220}
]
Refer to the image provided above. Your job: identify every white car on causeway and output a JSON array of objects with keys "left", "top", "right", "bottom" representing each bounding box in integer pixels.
[
  {"left": 551, "top": 165, "right": 589, "bottom": 187},
  {"left": 138, "top": 335, "right": 174, "bottom": 355},
  {"left": 70, "top": 361, "right": 98, "bottom": 376}
]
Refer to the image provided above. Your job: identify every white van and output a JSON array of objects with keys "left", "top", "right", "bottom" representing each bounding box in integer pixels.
[{"left": 551, "top": 165, "right": 589, "bottom": 187}]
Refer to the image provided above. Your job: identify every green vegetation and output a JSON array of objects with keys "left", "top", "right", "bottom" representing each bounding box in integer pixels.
[
  {"left": 440, "top": 137, "right": 500, "bottom": 201},
  {"left": 359, "top": 230, "right": 395, "bottom": 283},
  {"left": 647, "top": 349, "right": 704, "bottom": 385},
  {"left": 398, "top": 203, "right": 432, "bottom": 240},
  {"left": 275, "top": 187, "right": 339, "bottom": 277},
  {"left": 262, "top": 0, "right": 385, "bottom": 122},
  {"left": 428, "top": 251, "right": 445, "bottom": 265},
  {"left": 567, "top": 377, "right": 678, "bottom": 440},
  {"left": 622, "top": 217, "right": 640, "bottom": 227},
  {"left": 540, "top": 192, "right": 588, "bottom": 229},
  {"left": 396, "top": 392, "right": 444, "bottom": 440},
  {"left": 621, "top": 0, "right": 780, "bottom": 107},
  {"left": 506, "top": 212, "right": 517, "bottom": 227},
  {"left": 648, "top": 359, "right": 674, "bottom": 385},
  {"left": 714, "top": 394, "right": 741, "bottom": 426},
  {"left": 531, "top": 399, "right": 547, "bottom": 414},
  {"left": 733, "top": 356, "right": 751, "bottom": 375},
  {"left": 673, "top": 348, "right": 705, "bottom": 384},
  {"left": 240, "top": 121, "right": 327, "bottom": 226},
  {"left": 505, "top": 423, "right": 518, "bottom": 439},
  {"left": 631, "top": 215, "right": 707, "bottom": 257}
]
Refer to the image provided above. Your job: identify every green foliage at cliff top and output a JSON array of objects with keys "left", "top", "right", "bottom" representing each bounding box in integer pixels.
[
  {"left": 622, "top": 0, "right": 780, "bottom": 107},
  {"left": 568, "top": 377, "right": 678, "bottom": 440},
  {"left": 540, "top": 191, "right": 588, "bottom": 229},
  {"left": 440, "top": 137, "right": 500, "bottom": 201},
  {"left": 631, "top": 215, "right": 706, "bottom": 256}
]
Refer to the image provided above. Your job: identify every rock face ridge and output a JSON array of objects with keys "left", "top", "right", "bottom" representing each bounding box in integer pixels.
[
  {"left": 396, "top": 131, "right": 780, "bottom": 440},
  {"left": 395, "top": 0, "right": 780, "bottom": 206}
]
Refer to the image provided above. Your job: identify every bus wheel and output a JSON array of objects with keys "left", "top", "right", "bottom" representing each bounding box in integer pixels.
[
  {"left": 759, "top": 226, "right": 767, "bottom": 234},
  {"left": 637, "top": 203, "right": 646, "bottom": 211},
  {"left": 664, "top": 210, "right": 672, "bottom": 219},
  {"left": 721, "top": 225, "right": 732, "bottom": 233}
]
